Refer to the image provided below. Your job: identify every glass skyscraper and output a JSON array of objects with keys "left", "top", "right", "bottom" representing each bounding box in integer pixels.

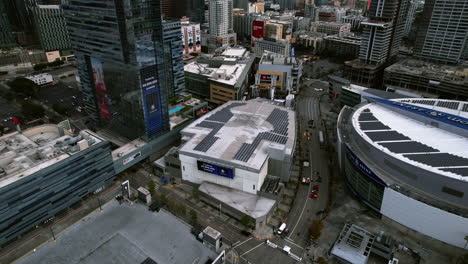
[{"left": 63, "top": 0, "right": 170, "bottom": 141}]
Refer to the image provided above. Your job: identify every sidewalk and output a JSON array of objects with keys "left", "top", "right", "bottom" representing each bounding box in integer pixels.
[{"left": 0, "top": 183, "right": 121, "bottom": 264}]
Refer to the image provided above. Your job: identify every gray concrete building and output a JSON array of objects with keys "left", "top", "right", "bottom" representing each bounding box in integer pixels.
[
  {"left": 253, "top": 38, "right": 291, "bottom": 57},
  {"left": 414, "top": 0, "right": 468, "bottom": 64},
  {"left": 344, "top": 0, "right": 410, "bottom": 88},
  {"left": 0, "top": 125, "right": 115, "bottom": 246},
  {"left": 340, "top": 15, "right": 367, "bottom": 32},
  {"left": 33, "top": 5, "right": 71, "bottom": 52},
  {"left": 184, "top": 47, "right": 255, "bottom": 104},
  {"left": 384, "top": 59, "right": 468, "bottom": 101},
  {"left": 255, "top": 51, "right": 303, "bottom": 94},
  {"left": 324, "top": 33, "right": 361, "bottom": 59}
]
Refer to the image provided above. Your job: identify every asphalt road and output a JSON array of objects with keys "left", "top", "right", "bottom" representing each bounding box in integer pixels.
[{"left": 280, "top": 79, "right": 331, "bottom": 251}]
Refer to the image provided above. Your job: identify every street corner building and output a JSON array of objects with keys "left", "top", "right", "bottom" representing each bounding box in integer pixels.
[
  {"left": 0, "top": 124, "right": 115, "bottom": 246},
  {"left": 178, "top": 99, "right": 296, "bottom": 228},
  {"left": 337, "top": 97, "right": 468, "bottom": 248}
]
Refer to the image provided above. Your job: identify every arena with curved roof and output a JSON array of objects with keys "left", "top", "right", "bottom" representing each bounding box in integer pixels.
[{"left": 337, "top": 97, "right": 468, "bottom": 248}]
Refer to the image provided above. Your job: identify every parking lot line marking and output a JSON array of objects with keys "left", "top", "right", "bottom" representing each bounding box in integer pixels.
[
  {"left": 233, "top": 237, "right": 252, "bottom": 249},
  {"left": 240, "top": 242, "right": 264, "bottom": 257},
  {"left": 284, "top": 237, "right": 304, "bottom": 250}
]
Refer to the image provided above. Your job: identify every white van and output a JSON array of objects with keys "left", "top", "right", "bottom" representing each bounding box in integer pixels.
[{"left": 277, "top": 223, "right": 286, "bottom": 234}]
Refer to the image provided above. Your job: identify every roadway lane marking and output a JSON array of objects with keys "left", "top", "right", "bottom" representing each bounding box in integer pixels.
[
  {"left": 288, "top": 180, "right": 312, "bottom": 239},
  {"left": 284, "top": 237, "right": 304, "bottom": 250},
  {"left": 233, "top": 237, "right": 252, "bottom": 249},
  {"left": 240, "top": 242, "right": 264, "bottom": 257}
]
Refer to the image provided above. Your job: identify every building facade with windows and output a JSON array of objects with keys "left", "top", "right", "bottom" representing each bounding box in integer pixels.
[
  {"left": 33, "top": 5, "right": 71, "bottom": 52},
  {"left": 163, "top": 20, "right": 185, "bottom": 98},
  {"left": 0, "top": 125, "right": 114, "bottom": 246},
  {"left": 63, "top": 0, "right": 170, "bottom": 141},
  {"left": 0, "top": 1, "right": 16, "bottom": 47},
  {"left": 414, "top": 0, "right": 468, "bottom": 64},
  {"left": 337, "top": 97, "right": 468, "bottom": 249}
]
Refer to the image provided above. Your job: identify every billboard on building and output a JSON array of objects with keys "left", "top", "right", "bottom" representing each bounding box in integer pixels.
[
  {"left": 197, "top": 160, "right": 234, "bottom": 179},
  {"left": 252, "top": 20, "right": 265, "bottom": 47},
  {"left": 195, "top": 24, "right": 201, "bottom": 53},
  {"left": 187, "top": 25, "right": 194, "bottom": 53},
  {"left": 91, "top": 58, "right": 111, "bottom": 120},
  {"left": 181, "top": 26, "right": 186, "bottom": 55},
  {"left": 140, "top": 66, "right": 163, "bottom": 136}
]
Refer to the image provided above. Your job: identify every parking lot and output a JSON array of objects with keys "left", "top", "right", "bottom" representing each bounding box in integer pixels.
[
  {"left": 16, "top": 202, "right": 217, "bottom": 264},
  {"left": 37, "top": 82, "right": 83, "bottom": 117}
]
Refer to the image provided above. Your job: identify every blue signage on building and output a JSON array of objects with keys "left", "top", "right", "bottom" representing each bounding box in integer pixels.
[
  {"left": 367, "top": 97, "right": 468, "bottom": 130},
  {"left": 197, "top": 160, "right": 234, "bottom": 179},
  {"left": 140, "top": 66, "right": 163, "bottom": 136},
  {"left": 345, "top": 146, "right": 386, "bottom": 186}
]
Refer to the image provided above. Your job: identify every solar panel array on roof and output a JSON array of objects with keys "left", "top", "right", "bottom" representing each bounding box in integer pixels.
[
  {"left": 358, "top": 113, "right": 378, "bottom": 121},
  {"left": 404, "top": 153, "right": 468, "bottom": 167},
  {"left": 436, "top": 100, "right": 459, "bottom": 110},
  {"left": 234, "top": 132, "right": 287, "bottom": 162},
  {"left": 359, "top": 121, "right": 391, "bottom": 131},
  {"left": 266, "top": 108, "right": 289, "bottom": 135},
  {"left": 378, "top": 141, "right": 438, "bottom": 154},
  {"left": 462, "top": 104, "right": 468, "bottom": 112},
  {"left": 365, "top": 131, "right": 410, "bottom": 141},
  {"left": 206, "top": 102, "right": 246, "bottom": 123},
  {"left": 410, "top": 99, "right": 436, "bottom": 106},
  {"left": 193, "top": 121, "right": 224, "bottom": 152},
  {"left": 441, "top": 167, "right": 468, "bottom": 177}
]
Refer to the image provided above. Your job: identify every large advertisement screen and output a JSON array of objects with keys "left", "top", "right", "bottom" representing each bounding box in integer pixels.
[
  {"left": 187, "top": 25, "right": 194, "bottom": 53},
  {"left": 194, "top": 24, "right": 201, "bottom": 53},
  {"left": 91, "top": 58, "right": 111, "bottom": 120},
  {"left": 197, "top": 160, "right": 234, "bottom": 179},
  {"left": 252, "top": 20, "right": 265, "bottom": 47},
  {"left": 140, "top": 66, "right": 163, "bottom": 136}
]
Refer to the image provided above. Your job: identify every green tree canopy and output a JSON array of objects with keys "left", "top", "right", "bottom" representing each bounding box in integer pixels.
[
  {"left": 9, "top": 77, "right": 40, "bottom": 98},
  {"left": 21, "top": 102, "right": 45, "bottom": 118}
]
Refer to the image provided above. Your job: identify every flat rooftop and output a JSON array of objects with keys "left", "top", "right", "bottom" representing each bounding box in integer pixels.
[
  {"left": 184, "top": 61, "right": 247, "bottom": 87},
  {"left": 353, "top": 98, "right": 468, "bottom": 180},
  {"left": 179, "top": 100, "right": 296, "bottom": 171},
  {"left": 16, "top": 202, "right": 216, "bottom": 264},
  {"left": 259, "top": 51, "right": 300, "bottom": 66},
  {"left": 199, "top": 182, "right": 276, "bottom": 219},
  {"left": 0, "top": 125, "right": 104, "bottom": 188},
  {"left": 331, "top": 223, "right": 375, "bottom": 264},
  {"left": 385, "top": 59, "right": 468, "bottom": 84}
]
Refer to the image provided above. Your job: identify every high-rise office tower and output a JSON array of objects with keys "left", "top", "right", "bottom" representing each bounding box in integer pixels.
[
  {"left": 233, "top": 0, "right": 249, "bottom": 10},
  {"left": 276, "top": 0, "right": 300, "bottom": 10},
  {"left": 209, "top": 0, "right": 237, "bottom": 51},
  {"left": 162, "top": 20, "right": 185, "bottom": 98},
  {"left": 0, "top": 1, "right": 16, "bottom": 47},
  {"left": 359, "top": 0, "right": 409, "bottom": 64},
  {"left": 344, "top": 0, "right": 409, "bottom": 87},
  {"left": 403, "top": 0, "right": 418, "bottom": 36},
  {"left": 4, "top": 0, "right": 37, "bottom": 45},
  {"left": 414, "top": 0, "right": 468, "bottom": 64},
  {"left": 63, "top": 0, "right": 170, "bottom": 140},
  {"left": 160, "top": 0, "right": 205, "bottom": 23},
  {"left": 33, "top": 5, "right": 71, "bottom": 52}
]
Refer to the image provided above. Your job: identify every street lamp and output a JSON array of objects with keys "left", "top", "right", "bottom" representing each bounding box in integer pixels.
[
  {"left": 50, "top": 226, "right": 56, "bottom": 242},
  {"left": 97, "top": 196, "right": 103, "bottom": 212}
]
